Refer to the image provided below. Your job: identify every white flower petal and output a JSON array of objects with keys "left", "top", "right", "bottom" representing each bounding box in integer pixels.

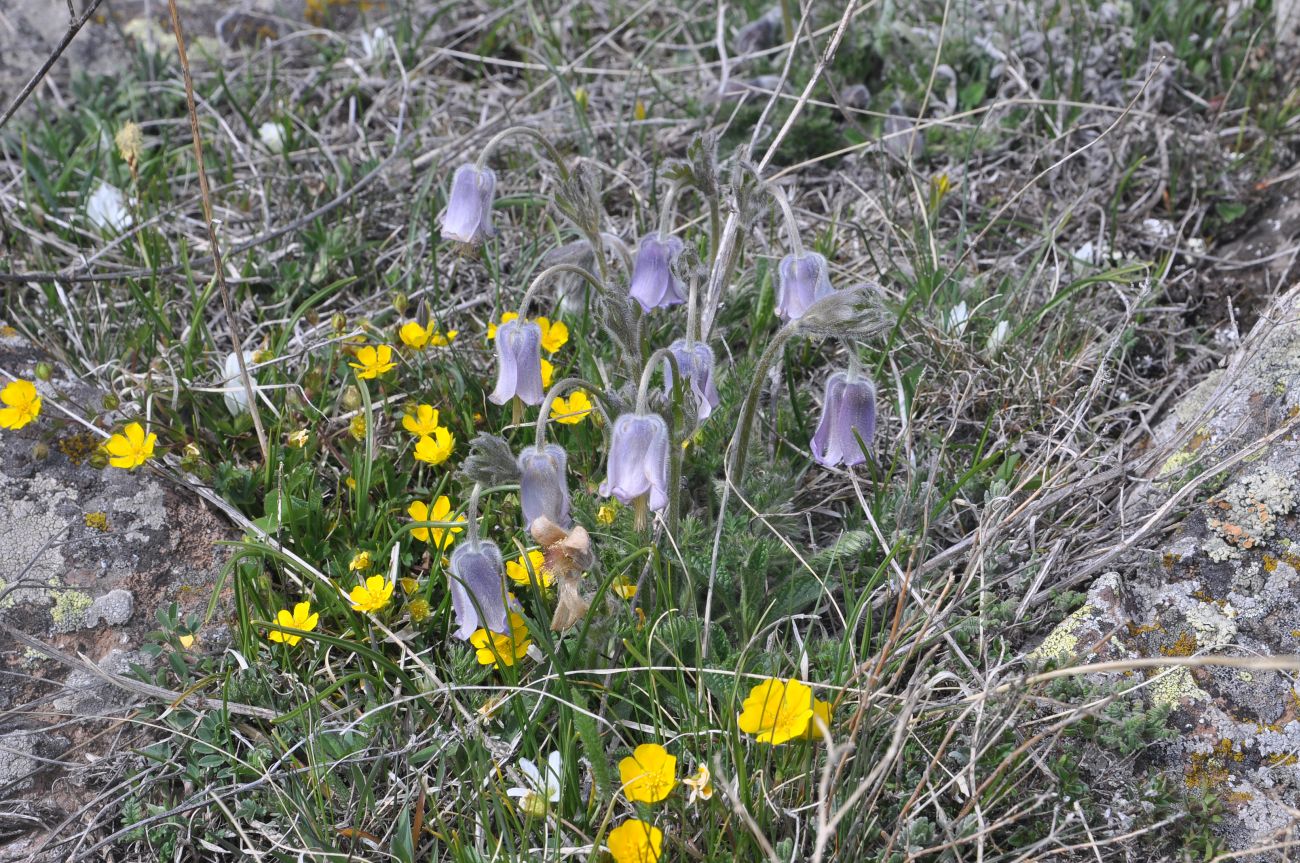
[{"left": 86, "top": 182, "right": 132, "bottom": 233}]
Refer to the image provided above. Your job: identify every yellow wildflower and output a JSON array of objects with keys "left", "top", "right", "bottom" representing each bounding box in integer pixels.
[
  {"left": 612, "top": 576, "right": 637, "bottom": 600},
  {"left": 400, "top": 321, "right": 457, "bottom": 350},
  {"left": 505, "top": 549, "right": 552, "bottom": 589},
  {"left": 104, "top": 422, "right": 156, "bottom": 469},
  {"left": 178, "top": 632, "right": 197, "bottom": 649},
  {"left": 286, "top": 428, "right": 310, "bottom": 448},
  {"left": 541, "top": 358, "right": 554, "bottom": 389},
  {"left": 683, "top": 764, "right": 713, "bottom": 804},
  {"left": 0, "top": 379, "right": 42, "bottom": 430},
  {"left": 408, "top": 598, "right": 431, "bottom": 623},
  {"left": 267, "top": 601, "right": 319, "bottom": 647},
  {"left": 607, "top": 819, "right": 663, "bottom": 863},
  {"left": 349, "top": 414, "right": 367, "bottom": 441},
  {"left": 634, "top": 100, "right": 647, "bottom": 121},
  {"left": 597, "top": 502, "right": 619, "bottom": 525},
  {"left": 550, "top": 389, "right": 592, "bottom": 425},
  {"left": 349, "top": 575, "right": 394, "bottom": 613},
  {"left": 534, "top": 317, "right": 569, "bottom": 353},
  {"left": 414, "top": 427, "right": 455, "bottom": 465},
  {"left": 618, "top": 743, "right": 676, "bottom": 804},
  {"left": 470, "top": 612, "right": 531, "bottom": 668},
  {"left": 800, "top": 696, "right": 833, "bottom": 741},
  {"left": 486, "top": 311, "right": 519, "bottom": 339},
  {"left": 349, "top": 551, "right": 372, "bottom": 572},
  {"left": 402, "top": 404, "right": 440, "bottom": 436},
  {"left": 349, "top": 344, "right": 396, "bottom": 379},
  {"left": 408, "top": 495, "right": 465, "bottom": 549},
  {"left": 737, "top": 678, "right": 815, "bottom": 745}
]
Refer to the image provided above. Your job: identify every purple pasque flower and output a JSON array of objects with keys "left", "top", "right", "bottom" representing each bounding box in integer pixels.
[
  {"left": 517, "top": 443, "right": 572, "bottom": 529},
  {"left": 777, "top": 251, "right": 835, "bottom": 322},
  {"left": 629, "top": 232, "right": 686, "bottom": 312},
  {"left": 440, "top": 164, "right": 497, "bottom": 244},
  {"left": 489, "top": 319, "right": 545, "bottom": 406},
  {"left": 448, "top": 539, "right": 509, "bottom": 639},
  {"left": 599, "top": 413, "right": 671, "bottom": 512},
  {"left": 810, "top": 370, "right": 876, "bottom": 468},
  {"left": 665, "top": 339, "right": 721, "bottom": 422}
]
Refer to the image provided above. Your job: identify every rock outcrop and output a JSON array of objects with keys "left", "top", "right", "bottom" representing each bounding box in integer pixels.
[
  {"left": 1033, "top": 286, "right": 1300, "bottom": 854},
  {"left": 0, "top": 327, "right": 232, "bottom": 860}
]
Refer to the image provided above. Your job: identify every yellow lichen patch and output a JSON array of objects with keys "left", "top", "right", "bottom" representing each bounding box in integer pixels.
[
  {"left": 1264, "top": 554, "right": 1279, "bottom": 572},
  {"left": 83, "top": 511, "right": 109, "bottom": 532},
  {"left": 1028, "top": 604, "right": 1094, "bottom": 663},
  {"left": 1226, "top": 790, "right": 1255, "bottom": 805},
  {"left": 1160, "top": 631, "right": 1198, "bottom": 657},
  {"left": 1266, "top": 753, "right": 1298, "bottom": 767},
  {"left": 1149, "top": 666, "right": 1209, "bottom": 709},
  {"left": 1127, "top": 621, "right": 1164, "bottom": 637},
  {"left": 1162, "top": 553, "right": 1179, "bottom": 569},
  {"left": 1185, "top": 739, "right": 1244, "bottom": 793},
  {"left": 57, "top": 431, "right": 99, "bottom": 466}
]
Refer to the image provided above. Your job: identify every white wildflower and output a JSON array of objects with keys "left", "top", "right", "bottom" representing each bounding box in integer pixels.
[
  {"left": 259, "top": 121, "right": 285, "bottom": 154},
  {"left": 86, "top": 182, "right": 132, "bottom": 233},
  {"left": 506, "top": 751, "right": 561, "bottom": 816}
]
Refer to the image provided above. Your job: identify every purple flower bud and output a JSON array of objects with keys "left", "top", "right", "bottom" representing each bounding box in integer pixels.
[
  {"left": 448, "top": 540, "right": 509, "bottom": 639},
  {"left": 811, "top": 371, "right": 876, "bottom": 467},
  {"left": 599, "top": 413, "right": 671, "bottom": 512},
  {"left": 665, "top": 339, "right": 721, "bottom": 422},
  {"left": 777, "top": 251, "right": 835, "bottom": 322},
  {"left": 489, "top": 319, "right": 545, "bottom": 406},
  {"left": 440, "top": 164, "right": 497, "bottom": 244},
  {"left": 517, "top": 443, "right": 572, "bottom": 529},
  {"left": 629, "top": 232, "right": 686, "bottom": 312}
]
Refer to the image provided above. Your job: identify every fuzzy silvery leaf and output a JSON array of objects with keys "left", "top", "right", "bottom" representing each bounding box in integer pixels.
[
  {"left": 553, "top": 162, "right": 603, "bottom": 238},
  {"left": 796, "top": 282, "right": 892, "bottom": 339},
  {"left": 542, "top": 239, "right": 598, "bottom": 315},
  {"left": 735, "top": 7, "right": 782, "bottom": 54},
  {"left": 459, "top": 433, "right": 520, "bottom": 486}
]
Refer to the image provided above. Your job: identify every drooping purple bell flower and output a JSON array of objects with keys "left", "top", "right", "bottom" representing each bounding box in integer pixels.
[
  {"left": 599, "top": 413, "right": 671, "bottom": 512},
  {"left": 776, "top": 251, "right": 835, "bottom": 322},
  {"left": 629, "top": 232, "right": 686, "bottom": 312},
  {"left": 811, "top": 370, "right": 876, "bottom": 467},
  {"left": 489, "top": 319, "right": 545, "bottom": 406},
  {"left": 517, "top": 443, "right": 572, "bottom": 529},
  {"left": 665, "top": 339, "right": 721, "bottom": 422},
  {"left": 440, "top": 164, "right": 497, "bottom": 245},
  {"left": 448, "top": 540, "right": 509, "bottom": 639}
]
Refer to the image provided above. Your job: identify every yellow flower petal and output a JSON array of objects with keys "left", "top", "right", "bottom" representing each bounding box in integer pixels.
[{"left": 618, "top": 743, "right": 676, "bottom": 804}]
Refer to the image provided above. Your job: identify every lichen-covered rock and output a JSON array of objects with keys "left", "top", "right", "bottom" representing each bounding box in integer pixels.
[
  {"left": 0, "top": 327, "right": 232, "bottom": 859},
  {"left": 1033, "top": 287, "right": 1300, "bottom": 853}
]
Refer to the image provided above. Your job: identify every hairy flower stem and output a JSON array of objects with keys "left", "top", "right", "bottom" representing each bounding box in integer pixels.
[
  {"left": 686, "top": 271, "right": 700, "bottom": 347},
  {"left": 766, "top": 182, "right": 805, "bottom": 259},
  {"left": 657, "top": 182, "right": 684, "bottom": 236},
  {"left": 475, "top": 126, "right": 571, "bottom": 183},
  {"left": 599, "top": 232, "right": 634, "bottom": 275},
  {"left": 466, "top": 482, "right": 483, "bottom": 545},
  {"left": 729, "top": 321, "right": 801, "bottom": 481},
  {"left": 516, "top": 263, "right": 608, "bottom": 319},
  {"left": 635, "top": 348, "right": 682, "bottom": 413}
]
